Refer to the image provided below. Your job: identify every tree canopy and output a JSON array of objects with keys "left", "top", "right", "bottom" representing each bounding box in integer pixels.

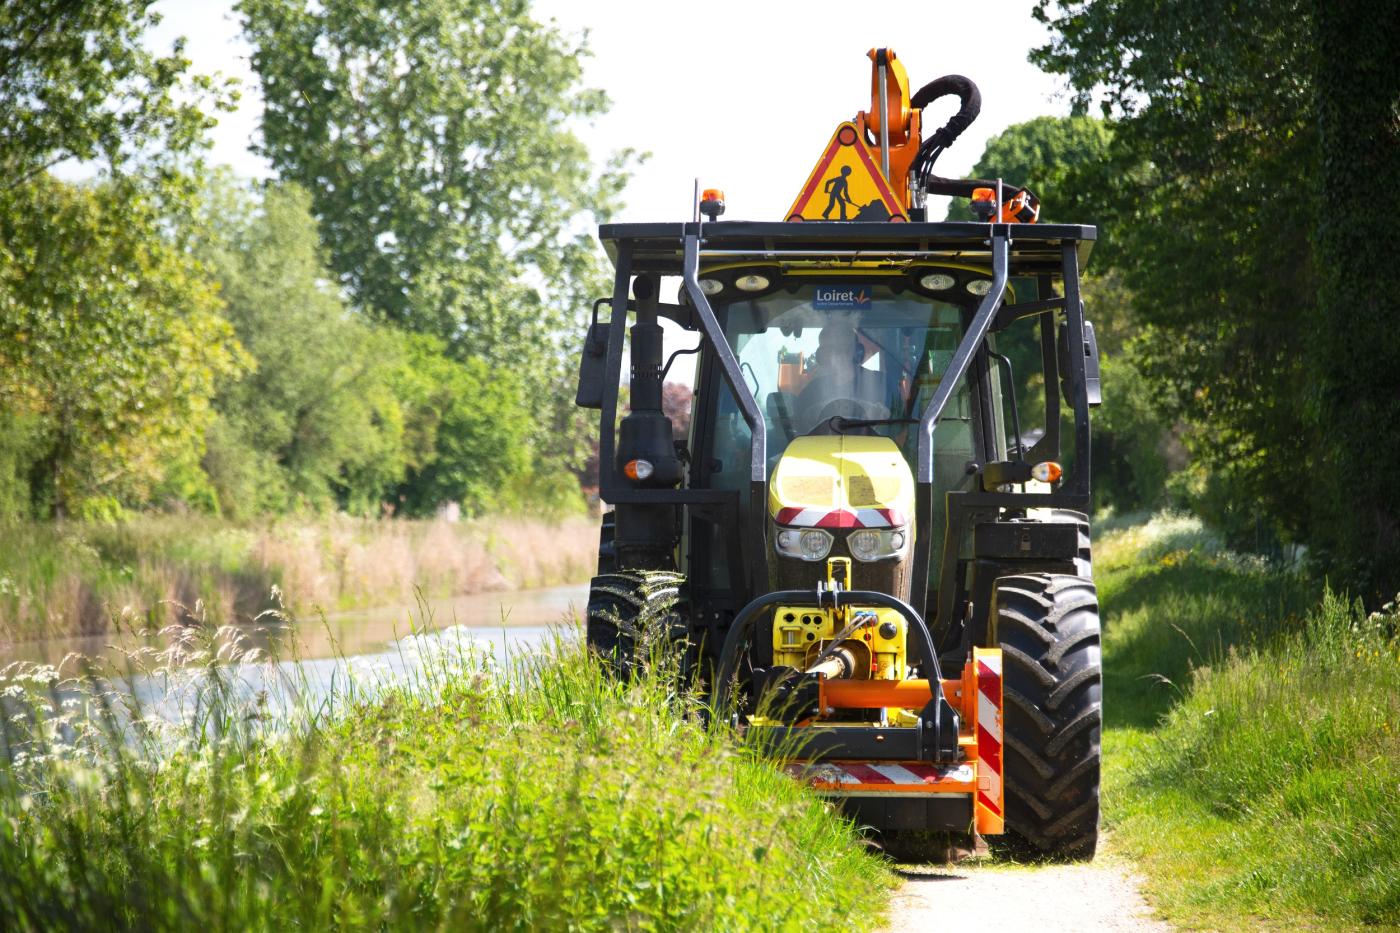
[
  {"left": 0, "top": 1, "right": 240, "bottom": 518},
  {"left": 236, "top": 0, "right": 627, "bottom": 368},
  {"left": 0, "top": 177, "right": 245, "bottom": 518},
  {"left": 1031, "top": 0, "right": 1400, "bottom": 596},
  {"left": 944, "top": 115, "right": 1111, "bottom": 226}
]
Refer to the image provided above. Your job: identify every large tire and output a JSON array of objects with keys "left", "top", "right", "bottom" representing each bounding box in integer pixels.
[
  {"left": 990, "top": 573, "right": 1102, "bottom": 861},
  {"left": 585, "top": 570, "right": 686, "bottom": 677}
]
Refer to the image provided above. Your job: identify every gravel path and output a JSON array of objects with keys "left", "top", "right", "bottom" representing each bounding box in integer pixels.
[{"left": 884, "top": 858, "right": 1172, "bottom": 932}]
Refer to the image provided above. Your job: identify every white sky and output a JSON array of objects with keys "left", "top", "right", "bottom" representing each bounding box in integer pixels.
[
  {"left": 140, "top": 0, "right": 1071, "bottom": 382},
  {"left": 146, "top": 0, "right": 1070, "bottom": 219}
]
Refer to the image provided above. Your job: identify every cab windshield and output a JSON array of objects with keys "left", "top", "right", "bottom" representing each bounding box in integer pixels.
[{"left": 715, "top": 280, "right": 971, "bottom": 472}]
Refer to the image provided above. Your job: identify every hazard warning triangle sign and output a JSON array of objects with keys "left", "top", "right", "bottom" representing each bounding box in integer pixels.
[{"left": 785, "top": 122, "right": 908, "bottom": 222}]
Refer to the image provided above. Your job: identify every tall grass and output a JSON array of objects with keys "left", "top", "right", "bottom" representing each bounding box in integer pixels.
[
  {"left": 1097, "top": 513, "right": 1400, "bottom": 929},
  {"left": 0, "top": 514, "right": 598, "bottom": 642},
  {"left": 0, "top": 607, "right": 892, "bottom": 930}
]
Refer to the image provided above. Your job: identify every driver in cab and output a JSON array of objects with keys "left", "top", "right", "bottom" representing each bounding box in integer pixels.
[{"left": 796, "top": 318, "right": 889, "bottom": 433}]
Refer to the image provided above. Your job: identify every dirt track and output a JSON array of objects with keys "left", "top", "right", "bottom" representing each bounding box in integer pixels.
[{"left": 884, "top": 857, "right": 1171, "bottom": 932}]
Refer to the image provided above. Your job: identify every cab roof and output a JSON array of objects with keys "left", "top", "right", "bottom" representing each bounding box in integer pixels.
[{"left": 598, "top": 220, "right": 1096, "bottom": 278}]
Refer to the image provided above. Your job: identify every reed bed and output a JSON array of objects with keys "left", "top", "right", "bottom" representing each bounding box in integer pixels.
[{"left": 0, "top": 514, "right": 598, "bottom": 642}]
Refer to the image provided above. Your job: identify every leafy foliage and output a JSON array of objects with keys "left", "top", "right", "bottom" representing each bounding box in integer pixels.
[
  {"left": 1309, "top": 5, "right": 1400, "bottom": 597},
  {"left": 1031, "top": 0, "right": 1400, "bottom": 593},
  {"left": 196, "top": 179, "right": 410, "bottom": 516},
  {"left": 944, "top": 115, "right": 1112, "bottom": 228},
  {"left": 0, "top": 177, "right": 245, "bottom": 517},
  {"left": 236, "top": 0, "right": 626, "bottom": 366},
  {"left": 0, "top": 0, "right": 232, "bottom": 188},
  {"left": 390, "top": 334, "right": 535, "bottom": 517}
]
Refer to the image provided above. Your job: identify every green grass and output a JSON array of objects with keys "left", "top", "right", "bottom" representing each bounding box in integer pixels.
[
  {"left": 1097, "top": 514, "right": 1400, "bottom": 930},
  {"left": 0, "top": 618, "right": 893, "bottom": 930}
]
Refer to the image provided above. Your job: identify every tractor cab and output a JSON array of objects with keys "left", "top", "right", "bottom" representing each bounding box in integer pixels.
[{"left": 577, "top": 49, "right": 1104, "bottom": 860}]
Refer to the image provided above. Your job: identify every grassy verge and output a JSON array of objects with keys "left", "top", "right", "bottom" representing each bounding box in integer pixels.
[
  {"left": 0, "top": 514, "right": 598, "bottom": 642},
  {"left": 0, "top": 622, "right": 893, "bottom": 930},
  {"left": 1098, "top": 514, "right": 1400, "bottom": 930}
]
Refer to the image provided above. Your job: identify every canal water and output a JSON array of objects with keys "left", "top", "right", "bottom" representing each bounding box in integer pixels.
[{"left": 0, "top": 583, "right": 591, "bottom": 742}]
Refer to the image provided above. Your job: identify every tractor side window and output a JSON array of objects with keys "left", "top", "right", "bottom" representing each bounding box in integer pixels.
[{"left": 990, "top": 307, "right": 1049, "bottom": 464}]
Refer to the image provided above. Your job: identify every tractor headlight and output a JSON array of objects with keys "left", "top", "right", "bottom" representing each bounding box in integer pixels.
[
  {"left": 847, "top": 527, "right": 909, "bottom": 562},
  {"left": 774, "top": 526, "right": 834, "bottom": 561}
]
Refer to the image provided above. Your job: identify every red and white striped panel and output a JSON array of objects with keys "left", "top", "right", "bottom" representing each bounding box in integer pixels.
[
  {"left": 773, "top": 507, "right": 908, "bottom": 529},
  {"left": 787, "top": 761, "right": 975, "bottom": 792},
  {"left": 975, "top": 651, "right": 1004, "bottom": 821}
]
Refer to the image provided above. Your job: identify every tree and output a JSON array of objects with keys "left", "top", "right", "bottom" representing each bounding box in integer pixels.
[
  {"left": 1309, "top": 2, "right": 1400, "bottom": 596},
  {"left": 236, "top": 0, "right": 627, "bottom": 369},
  {"left": 0, "top": 1, "right": 232, "bottom": 188},
  {"left": 390, "top": 334, "right": 536, "bottom": 517},
  {"left": 0, "top": 177, "right": 245, "bottom": 517},
  {"left": 944, "top": 115, "right": 1112, "bottom": 226},
  {"left": 196, "top": 178, "right": 411, "bottom": 516},
  {"left": 0, "top": 1, "right": 241, "bottom": 518},
  {"left": 1030, "top": 0, "right": 1400, "bottom": 595}
]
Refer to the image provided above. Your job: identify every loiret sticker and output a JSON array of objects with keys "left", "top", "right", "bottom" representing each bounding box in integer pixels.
[{"left": 812, "top": 285, "right": 873, "bottom": 311}]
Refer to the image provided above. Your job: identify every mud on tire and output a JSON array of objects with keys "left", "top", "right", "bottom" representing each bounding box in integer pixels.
[
  {"left": 990, "top": 573, "right": 1102, "bottom": 861},
  {"left": 585, "top": 570, "right": 687, "bottom": 677}
]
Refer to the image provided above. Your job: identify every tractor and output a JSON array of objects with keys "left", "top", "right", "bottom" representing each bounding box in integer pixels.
[{"left": 575, "top": 48, "right": 1103, "bottom": 861}]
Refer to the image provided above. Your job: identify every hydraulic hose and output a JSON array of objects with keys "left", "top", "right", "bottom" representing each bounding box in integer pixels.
[
  {"left": 911, "top": 74, "right": 982, "bottom": 148},
  {"left": 910, "top": 74, "right": 982, "bottom": 189}
]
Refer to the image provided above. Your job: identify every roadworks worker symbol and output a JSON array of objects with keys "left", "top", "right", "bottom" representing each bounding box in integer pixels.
[{"left": 786, "top": 122, "right": 908, "bottom": 222}]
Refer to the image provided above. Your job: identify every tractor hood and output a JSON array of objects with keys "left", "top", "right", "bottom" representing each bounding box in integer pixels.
[
  {"left": 768, "top": 434, "right": 915, "bottom": 600},
  {"left": 769, "top": 435, "right": 914, "bottom": 529}
]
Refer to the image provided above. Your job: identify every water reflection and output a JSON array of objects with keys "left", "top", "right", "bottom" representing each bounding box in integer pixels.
[
  {"left": 0, "top": 583, "right": 589, "bottom": 749},
  {"left": 1, "top": 582, "right": 590, "bottom": 668}
]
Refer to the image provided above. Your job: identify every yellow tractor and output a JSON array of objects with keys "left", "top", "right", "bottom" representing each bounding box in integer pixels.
[{"left": 576, "top": 49, "right": 1103, "bottom": 860}]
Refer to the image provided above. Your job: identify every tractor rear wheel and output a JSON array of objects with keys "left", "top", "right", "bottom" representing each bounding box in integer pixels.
[
  {"left": 990, "top": 573, "right": 1102, "bottom": 861},
  {"left": 585, "top": 570, "right": 686, "bottom": 677}
]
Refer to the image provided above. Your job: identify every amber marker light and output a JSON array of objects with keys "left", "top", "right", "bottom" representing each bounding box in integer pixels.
[
  {"left": 971, "top": 187, "right": 995, "bottom": 202},
  {"left": 1031, "top": 461, "right": 1063, "bottom": 483},
  {"left": 699, "top": 188, "right": 726, "bottom": 220},
  {"left": 624, "top": 459, "right": 654, "bottom": 481}
]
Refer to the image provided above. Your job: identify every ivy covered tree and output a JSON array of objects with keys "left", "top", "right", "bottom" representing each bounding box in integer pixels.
[
  {"left": 1030, "top": 0, "right": 1400, "bottom": 594},
  {"left": 1309, "top": 2, "right": 1400, "bottom": 595}
]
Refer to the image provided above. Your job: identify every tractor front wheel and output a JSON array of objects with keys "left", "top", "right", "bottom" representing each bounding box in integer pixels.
[
  {"left": 585, "top": 570, "right": 687, "bottom": 677},
  {"left": 990, "top": 573, "right": 1102, "bottom": 861}
]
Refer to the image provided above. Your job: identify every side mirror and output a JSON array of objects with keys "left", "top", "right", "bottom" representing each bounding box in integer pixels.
[
  {"left": 1082, "top": 320, "right": 1102, "bottom": 407},
  {"left": 1057, "top": 316, "right": 1103, "bottom": 407},
  {"left": 575, "top": 311, "right": 609, "bottom": 410}
]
